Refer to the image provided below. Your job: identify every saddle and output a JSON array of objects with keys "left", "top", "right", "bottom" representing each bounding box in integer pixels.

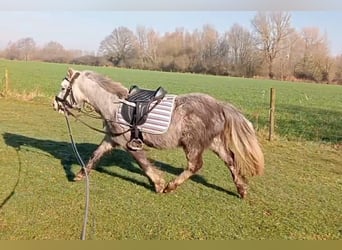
[{"left": 120, "top": 85, "right": 167, "bottom": 150}]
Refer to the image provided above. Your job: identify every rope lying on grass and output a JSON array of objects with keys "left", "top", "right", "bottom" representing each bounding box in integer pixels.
[{"left": 64, "top": 111, "right": 90, "bottom": 240}]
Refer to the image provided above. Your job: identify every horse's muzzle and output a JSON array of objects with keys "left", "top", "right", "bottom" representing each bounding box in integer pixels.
[{"left": 53, "top": 96, "right": 66, "bottom": 114}]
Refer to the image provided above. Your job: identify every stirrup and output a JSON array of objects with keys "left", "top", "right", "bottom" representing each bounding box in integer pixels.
[{"left": 127, "top": 138, "right": 143, "bottom": 151}]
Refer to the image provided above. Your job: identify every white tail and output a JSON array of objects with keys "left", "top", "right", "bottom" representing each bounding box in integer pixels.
[{"left": 223, "top": 104, "right": 264, "bottom": 177}]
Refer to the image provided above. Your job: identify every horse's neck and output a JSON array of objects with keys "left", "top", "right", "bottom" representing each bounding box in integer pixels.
[{"left": 80, "top": 82, "right": 120, "bottom": 119}]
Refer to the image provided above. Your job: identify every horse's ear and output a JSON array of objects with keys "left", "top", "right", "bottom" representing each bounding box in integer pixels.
[
  {"left": 67, "top": 68, "right": 75, "bottom": 79},
  {"left": 70, "top": 72, "right": 81, "bottom": 83},
  {"left": 67, "top": 68, "right": 80, "bottom": 83}
]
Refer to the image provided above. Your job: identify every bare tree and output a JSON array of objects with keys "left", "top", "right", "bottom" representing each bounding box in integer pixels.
[
  {"left": 226, "top": 23, "right": 259, "bottom": 77},
  {"left": 331, "top": 55, "right": 342, "bottom": 84},
  {"left": 98, "top": 26, "right": 138, "bottom": 67},
  {"left": 38, "top": 41, "right": 67, "bottom": 62},
  {"left": 4, "top": 41, "right": 20, "bottom": 60},
  {"left": 252, "top": 12, "right": 293, "bottom": 79},
  {"left": 215, "top": 33, "right": 230, "bottom": 75},
  {"left": 5, "top": 37, "right": 36, "bottom": 61},
  {"left": 157, "top": 28, "right": 188, "bottom": 72},
  {"left": 183, "top": 30, "right": 202, "bottom": 73},
  {"left": 136, "top": 26, "right": 160, "bottom": 68},
  {"left": 274, "top": 30, "right": 301, "bottom": 80},
  {"left": 199, "top": 25, "right": 219, "bottom": 74},
  {"left": 293, "top": 27, "right": 331, "bottom": 82},
  {"left": 17, "top": 37, "right": 36, "bottom": 61}
]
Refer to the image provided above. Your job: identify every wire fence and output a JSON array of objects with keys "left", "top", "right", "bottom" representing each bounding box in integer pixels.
[
  {"left": 274, "top": 104, "right": 342, "bottom": 144},
  {"left": 250, "top": 87, "right": 342, "bottom": 145}
]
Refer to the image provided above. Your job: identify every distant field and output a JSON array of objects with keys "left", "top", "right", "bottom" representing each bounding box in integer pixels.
[{"left": 0, "top": 59, "right": 341, "bottom": 239}]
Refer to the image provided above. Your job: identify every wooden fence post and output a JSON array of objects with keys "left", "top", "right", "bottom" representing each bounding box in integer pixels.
[
  {"left": 269, "top": 88, "right": 276, "bottom": 141},
  {"left": 4, "top": 68, "right": 9, "bottom": 97}
]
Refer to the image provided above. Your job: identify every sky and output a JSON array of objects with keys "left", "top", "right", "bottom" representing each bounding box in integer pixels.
[{"left": 0, "top": 1, "right": 342, "bottom": 55}]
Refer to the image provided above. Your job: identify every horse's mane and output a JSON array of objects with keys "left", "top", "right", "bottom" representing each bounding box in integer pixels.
[{"left": 84, "top": 71, "right": 128, "bottom": 98}]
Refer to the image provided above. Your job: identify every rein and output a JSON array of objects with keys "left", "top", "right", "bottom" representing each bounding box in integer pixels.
[
  {"left": 64, "top": 106, "right": 132, "bottom": 137},
  {"left": 66, "top": 108, "right": 108, "bottom": 135}
]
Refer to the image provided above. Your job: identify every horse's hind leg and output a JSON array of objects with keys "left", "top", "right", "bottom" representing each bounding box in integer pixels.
[
  {"left": 74, "top": 136, "right": 115, "bottom": 181},
  {"left": 128, "top": 150, "right": 166, "bottom": 193},
  {"left": 163, "top": 147, "right": 203, "bottom": 193},
  {"left": 210, "top": 137, "right": 248, "bottom": 198}
]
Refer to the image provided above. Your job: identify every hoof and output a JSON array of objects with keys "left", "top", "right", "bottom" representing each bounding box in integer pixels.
[
  {"left": 239, "top": 191, "right": 247, "bottom": 199},
  {"left": 162, "top": 182, "right": 177, "bottom": 193},
  {"left": 155, "top": 181, "right": 166, "bottom": 193},
  {"left": 237, "top": 187, "right": 247, "bottom": 199},
  {"left": 73, "top": 172, "right": 85, "bottom": 181}
]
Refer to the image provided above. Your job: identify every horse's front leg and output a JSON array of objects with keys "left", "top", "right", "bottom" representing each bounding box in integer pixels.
[
  {"left": 128, "top": 150, "right": 166, "bottom": 193},
  {"left": 74, "top": 136, "right": 115, "bottom": 181}
]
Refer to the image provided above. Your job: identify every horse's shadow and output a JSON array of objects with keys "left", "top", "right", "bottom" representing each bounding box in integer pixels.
[{"left": 2, "top": 132, "right": 237, "bottom": 197}]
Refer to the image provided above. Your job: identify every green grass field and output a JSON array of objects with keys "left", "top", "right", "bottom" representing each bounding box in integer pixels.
[
  {"left": 1, "top": 59, "right": 341, "bottom": 143},
  {"left": 0, "top": 59, "right": 341, "bottom": 239}
]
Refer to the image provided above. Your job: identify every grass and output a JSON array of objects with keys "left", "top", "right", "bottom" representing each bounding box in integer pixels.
[{"left": 0, "top": 59, "right": 341, "bottom": 239}]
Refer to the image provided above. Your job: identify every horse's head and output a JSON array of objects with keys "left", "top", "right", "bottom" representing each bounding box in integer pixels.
[{"left": 53, "top": 68, "right": 84, "bottom": 113}]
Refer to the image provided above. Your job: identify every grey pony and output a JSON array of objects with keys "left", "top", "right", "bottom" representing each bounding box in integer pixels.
[{"left": 53, "top": 68, "right": 264, "bottom": 198}]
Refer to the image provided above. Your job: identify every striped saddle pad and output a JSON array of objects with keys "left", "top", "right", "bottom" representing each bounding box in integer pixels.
[{"left": 116, "top": 94, "right": 177, "bottom": 134}]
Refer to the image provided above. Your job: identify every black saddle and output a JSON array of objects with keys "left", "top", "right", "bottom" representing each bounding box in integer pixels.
[
  {"left": 121, "top": 85, "right": 167, "bottom": 150},
  {"left": 121, "top": 85, "right": 166, "bottom": 125}
]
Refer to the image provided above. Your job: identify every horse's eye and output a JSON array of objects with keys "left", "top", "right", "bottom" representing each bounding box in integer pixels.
[{"left": 61, "top": 87, "right": 65, "bottom": 91}]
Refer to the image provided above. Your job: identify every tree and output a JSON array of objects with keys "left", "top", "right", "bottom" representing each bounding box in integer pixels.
[
  {"left": 183, "top": 30, "right": 202, "bottom": 73},
  {"left": 331, "top": 55, "right": 342, "bottom": 84},
  {"left": 198, "top": 25, "right": 220, "bottom": 74},
  {"left": 17, "top": 37, "right": 36, "bottom": 61},
  {"left": 273, "top": 30, "right": 301, "bottom": 80},
  {"left": 4, "top": 37, "right": 36, "bottom": 61},
  {"left": 38, "top": 41, "right": 67, "bottom": 62},
  {"left": 157, "top": 28, "right": 188, "bottom": 72},
  {"left": 226, "top": 23, "right": 259, "bottom": 77},
  {"left": 98, "top": 26, "right": 138, "bottom": 67},
  {"left": 294, "top": 27, "right": 331, "bottom": 82},
  {"left": 135, "top": 26, "right": 160, "bottom": 69},
  {"left": 4, "top": 41, "right": 20, "bottom": 60},
  {"left": 252, "top": 12, "right": 293, "bottom": 79}
]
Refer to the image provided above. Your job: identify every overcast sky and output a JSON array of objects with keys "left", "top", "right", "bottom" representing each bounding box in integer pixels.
[{"left": 0, "top": 1, "right": 341, "bottom": 55}]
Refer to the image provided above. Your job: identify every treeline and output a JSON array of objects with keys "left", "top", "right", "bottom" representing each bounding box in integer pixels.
[
  {"left": 0, "top": 39, "right": 102, "bottom": 65},
  {"left": 1, "top": 12, "right": 342, "bottom": 84}
]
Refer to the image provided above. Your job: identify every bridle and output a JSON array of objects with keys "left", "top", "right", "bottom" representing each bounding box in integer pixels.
[
  {"left": 54, "top": 79, "right": 74, "bottom": 108},
  {"left": 55, "top": 72, "right": 80, "bottom": 109}
]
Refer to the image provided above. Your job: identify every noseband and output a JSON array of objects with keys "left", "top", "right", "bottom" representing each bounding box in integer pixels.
[{"left": 55, "top": 72, "right": 80, "bottom": 109}]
